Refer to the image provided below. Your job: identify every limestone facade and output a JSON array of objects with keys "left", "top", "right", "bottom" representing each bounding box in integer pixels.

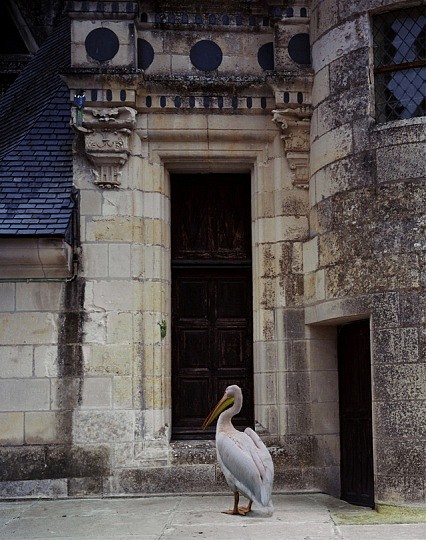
[{"left": 0, "top": 0, "right": 424, "bottom": 506}]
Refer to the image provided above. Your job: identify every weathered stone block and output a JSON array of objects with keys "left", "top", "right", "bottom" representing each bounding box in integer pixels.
[
  {"left": 1, "top": 345, "right": 33, "bottom": 378},
  {"left": 0, "top": 412, "right": 24, "bottom": 444},
  {"left": 375, "top": 438, "right": 425, "bottom": 477},
  {"left": 311, "top": 402, "right": 339, "bottom": 435},
  {"left": 303, "top": 236, "right": 319, "bottom": 274},
  {"left": 274, "top": 435, "right": 315, "bottom": 468},
  {"left": 375, "top": 401, "right": 426, "bottom": 439},
  {"left": 85, "top": 217, "right": 143, "bottom": 243},
  {"left": 377, "top": 143, "right": 426, "bottom": 182},
  {"left": 254, "top": 372, "right": 276, "bottom": 405},
  {"left": 0, "top": 446, "right": 46, "bottom": 481},
  {"left": 313, "top": 434, "right": 340, "bottom": 467},
  {"left": 285, "top": 372, "right": 311, "bottom": 404},
  {"left": 67, "top": 476, "right": 104, "bottom": 497},
  {"left": 79, "top": 189, "right": 102, "bottom": 216},
  {"left": 74, "top": 410, "right": 135, "bottom": 443},
  {"left": 254, "top": 341, "right": 278, "bottom": 373},
  {"left": 113, "top": 376, "right": 133, "bottom": 408},
  {"left": 25, "top": 412, "right": 58, "bottom": 444},
  {"left": 303, "top": 272, "right": 316, "bottom": 302},
  {"left": 376, "top": 473, "right": 425, "bottom": 505},
  {"left": 50, "top": 377, "right": 82, "bottom": 411},
  {"left": 310, "top": 124, "right": 353, "bottom": 175},
  {"left": 310, "top": 0, "right": 339, "bottom": 42},
  {"left": 329, "top": 46, "right": 370, "bottom": 94},
  {"left": 316, "top": 86, "right": 370, "bottom": 139},
  {"left": 102, "top": 191, "right": 133, "bottom": 217},
  {"left": 82, "top": 243, "right": 108, "bottom": 278},
  {"left": 374, "top": 327, "right": 419, "bottom": 364},
  {"left": 112, "top": 465, "right": 218, "bottom": 495},
  {"left": 257, "top": 216, "right": 309, "bottom": 243},
  {"left": 279, "top": 308, "right": 306, "bottom": 340},
  {"left": 15, "top": 282, "right": 63, "bottom": 311},
  {"left": 311, "top": 65, "right": 329, "bottom": 107},
  {"left": 399, "top": 291, "right": 425, "bottom": 326},
  {"left": 286, "top": 340, "right": 309, "bottom": 372},
  {"left": 0, "top": 379, "right": 50, "bottom": 411},
  {"left": 0, "top": 283, "right": 15, "bottom": 311},
  {"left": 108, "top": 243, "right": 131, "bottom": 278},
  {"left": 0, "top": 312, "right": 57, "bottom": 345},
  {"left": 307, "top": 338, "right": 337, "bottom": 371},
  {"left": 81, "top": 377, "right": 112, "bottom": 409},
  {"left": 310, "top": 371, "right": 339, "bottom": 404},
  {"left": 374, "top": 364, "right": 426, "bottom": 401},
  {"left": 0, "top": 479, "right": 68, "bottom": 498},
  {"left": 371, "top": 292, "right": 400, "bottom": 328},
  {"left": 286, "top": 403, "right": 312, "bottom": 435},
  {"left": 170, "top": 440, "right": 217, "bottom": 466},
  {"left": 83, "top": 311, "right": 107, "bottom": 344},
  {"left": 34, "top": 345, "right": 59, "bottom": 377},
  {"left": 44, "top": 445, "right": 111, "bottom": 479},
  {"left": 311, "top": 15, "right": 369, "bottom": 72},
  {"left": 83, "top": 344, "right": 132, "bottom": 376},
  {"left": 107, "top": 311, "right": 133, "bottom": 344},
  {"left": 92, "top": 280, "right": 134, "bottom": 311}
]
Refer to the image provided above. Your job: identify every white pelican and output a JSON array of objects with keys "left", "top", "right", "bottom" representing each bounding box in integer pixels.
[{"left": 202, "top": 384, "right": 274, "bottom": 516}]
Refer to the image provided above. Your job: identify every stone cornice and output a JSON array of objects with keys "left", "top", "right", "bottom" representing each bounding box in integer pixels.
[{"left": 0, "top": 238, "right": 73, "bottom": 279}]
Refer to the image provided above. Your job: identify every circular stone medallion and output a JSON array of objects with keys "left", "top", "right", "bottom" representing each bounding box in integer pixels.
[
  {"left": 190, "top": 40, "right": 223, "bottom": 71},
  {"left": 137, "top": 39, "right": 155, "bottom": 70},
  {"left": 85, "top": 28, "right": 120, "bottom": 62},
  {"left": 258, "top": 42, "right": 274, "bottom": 71},
  {"left": 288, "top": 33, "right": 311, "bottom": 65}
]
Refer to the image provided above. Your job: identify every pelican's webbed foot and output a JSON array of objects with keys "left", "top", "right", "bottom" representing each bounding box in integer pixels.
[{"left": 222, "top": 492, "right": 252, "bottom": 516}]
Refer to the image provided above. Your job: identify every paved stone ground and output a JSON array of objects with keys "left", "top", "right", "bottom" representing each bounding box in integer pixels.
[{"left": 0, "top": 493, "right": 425, "bottom": 539}]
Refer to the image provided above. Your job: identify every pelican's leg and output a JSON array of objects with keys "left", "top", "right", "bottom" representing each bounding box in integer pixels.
[
  {"left": 222, "top": 492, "right": 252, "bottom": 516},
  {"left": 238, "top": 500, "right": 253, "bottom": 515},
  {"left": 222, "top": 491, "right": 240, "bottom": 515}
]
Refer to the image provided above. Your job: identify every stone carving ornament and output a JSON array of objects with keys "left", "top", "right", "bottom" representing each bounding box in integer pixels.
[
  {"left": 272, "top": 106, "right": 312, "bottom": 187},
  {"left": 71, "top": 106, "right": 137, "bottom": 188}
]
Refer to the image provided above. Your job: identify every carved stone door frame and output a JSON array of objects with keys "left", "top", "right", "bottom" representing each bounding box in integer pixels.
[{"left": 133, "top": 111, "right": 309, "bottom": 453}]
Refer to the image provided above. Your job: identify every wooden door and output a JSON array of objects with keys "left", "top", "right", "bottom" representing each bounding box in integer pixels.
[
  {"left": 171, "top": 174, "right": 253, "bottom": 439},
  {"left": 338, "top": 320, "right": 375, "bottom": 507}
]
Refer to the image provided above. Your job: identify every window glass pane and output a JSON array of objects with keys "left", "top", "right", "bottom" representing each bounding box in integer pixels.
[
  {"left": 375, "top": 67, "right": 426, "bottom": 123},
  {"left": 373, "top": 7, "right": 425, "bottom": 67},
  {"left": 373, "top": 7, "right": 425, "bottom": 122}
]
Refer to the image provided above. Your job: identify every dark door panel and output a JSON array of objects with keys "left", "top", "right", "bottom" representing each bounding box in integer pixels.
[
  {"left": 338, "top": 320, "right": 375, "bottom": 507},
  {"left": 172, "top": 268, "right": 253, "bottom": 439},
  {"left": 171, "top": 174, "right": 253, "bottom": 440},
  {"left": 171, "top": 174, "right": 251, "bottom": 262}
]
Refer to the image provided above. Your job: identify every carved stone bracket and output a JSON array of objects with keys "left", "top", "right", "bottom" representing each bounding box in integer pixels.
[
  {"left": 71, "top": 106, "right": 137, "bottom": 188},
  {"left": 272, "top": 106, "right": 312, "bottom": 187}
]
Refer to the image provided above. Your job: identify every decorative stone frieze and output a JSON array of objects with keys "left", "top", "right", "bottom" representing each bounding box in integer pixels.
[
  {"left": 272, "top": 106, "right": 312, "bottom": 187},
  {"left": 71, "top": 106, "right": 137, "bottom": 188}
]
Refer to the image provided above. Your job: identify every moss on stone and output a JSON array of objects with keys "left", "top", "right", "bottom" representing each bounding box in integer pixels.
[{"left": 332, "top": 504, "right": 426, "bottom": 525}]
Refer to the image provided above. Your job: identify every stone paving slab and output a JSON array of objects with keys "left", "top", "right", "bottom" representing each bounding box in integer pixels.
[{"left": 0, "top": 493, "right": 424, "bottom": 539}]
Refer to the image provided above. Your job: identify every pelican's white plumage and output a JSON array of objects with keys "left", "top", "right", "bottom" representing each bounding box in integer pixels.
[{"left": 203, "top": 385, "right": 274, "bottom": 516}]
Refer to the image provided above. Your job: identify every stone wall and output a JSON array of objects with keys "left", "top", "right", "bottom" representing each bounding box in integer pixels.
[
  {"left": 0, "top": 0, "right": 424, "bottom": 504},
  {"left": 307, "top": 0, "right": 426, "bottom": 504},
  {"left": 0, "top": 277, "right": 111, "bottom": 497}
]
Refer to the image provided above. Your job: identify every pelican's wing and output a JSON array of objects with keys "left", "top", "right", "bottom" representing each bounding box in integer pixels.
[
  {"left": 216, "top": 430, "right": 264, "bottom": 505},
  {"left": 244, "top": 428, "right": 274, "bottom": 506}
]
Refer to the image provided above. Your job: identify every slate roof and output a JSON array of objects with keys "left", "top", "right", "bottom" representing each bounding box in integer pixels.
[{"left": 0, "top": 17, "right": 75, "bottom": 238}]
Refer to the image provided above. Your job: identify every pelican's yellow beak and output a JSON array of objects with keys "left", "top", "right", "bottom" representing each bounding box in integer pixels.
[{"left": 202, "top": 394, "right": 235, "bottom": 429}]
